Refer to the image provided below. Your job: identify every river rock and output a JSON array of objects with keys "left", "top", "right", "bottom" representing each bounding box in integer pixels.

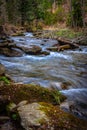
[
  {"left": 0, "top": 63, "right": 5, "bottom": 75},
  {"left": 0, "top": 47, "right": 23, "bottom": 57},
  {"left": 40, "top": 51, "right": 50, "bottom": 56},
  {"left": 60, "top": 101, "right": 87, "bottom": 120},
  {"left": 0, "top": 41, "right": 16, "bottom": 47},
  {"left": 17, "top": 102, "right": 49, "bottom": 130},
  {"left": 18, "top": 102, "right": 87, "bottom": 130},
  {"left": 17, "top": 45, "right": 42, "bottom": 55}
]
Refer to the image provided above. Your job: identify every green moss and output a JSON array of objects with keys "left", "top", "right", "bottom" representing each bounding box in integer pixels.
[
  {"left": 0, "top": 84, "right": 66, "bottom": 104},
  {"left": 37, "top": 118, "right": 47, "bottom": 125},
  {"left": 14, "top": 84, "right": 66, "bottom": 104},
  {"left": 39, "top": 102, "right": 87, "bottom": 130},
  {"left": 0, "top": 76, "right": 10, "bottom": 84},
  {"left": 6, "top": 102, "right": 20, "bottom": 121},
  {"left": 12, "top": 114, "right": 18, "bottom": 120},
  {"left": 51, "top": 91, "right": 61, "bottom": 104},
  {"left": 6, "top": 102, "right": 16, "bottom": 112},
  {"left": 0, "top": 83, "right": 87, "bottom": 129}
]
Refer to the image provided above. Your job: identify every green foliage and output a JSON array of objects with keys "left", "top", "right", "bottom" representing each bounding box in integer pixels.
[
  {"left": 0, "top": 1, "right": 3, "bottom": 6},
  {"left": 57, "top": 0, "right": 63, "bottom": 5},
  {"left": 44, "top": 12, "right": 56, "bottom": 25},
  {"left": 0, "top": 76, "right": 10, "bottom": 84},
  {"left": 6, "top": 0, "right": 20, "bottom": 24},
  {"left": 56, "top": 29, "right": 83, "bottom": 39},
  {"left": 0, "top": 0, "right": 66, "bottom": 26},
  {"left": 12, "top": 113, "right": 19, "bottom": 120},
  {"left": 66, "top": 13, "right": 72, "bottom": 26},
  {"left": 6, "top": 103, "right": 16, "bottom": 112},
  {"left": 44, "top": 5, "right": 65, "bottom": 25},
  {"left": 68, "top": 0, "right": 83, "bottom": 27},
  {"left": 0, "top": 0, "right": 85, "bottom": 27},
  {"left": 51, "top": 90, "right": 61, "bottom": 104},
  {"left": 55, "top": 6, "right": 65, "bottom": 22},
  {"left": 6, "top": 102, "right": 20, "bottom": 121}
]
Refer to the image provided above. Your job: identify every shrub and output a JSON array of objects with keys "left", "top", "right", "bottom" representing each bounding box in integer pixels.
[
  {"left": 55, "top": 6, "right": 65, "bottom": 22},
  {"left": 44, "top": 12, "right": 56, "bottom": 25}
]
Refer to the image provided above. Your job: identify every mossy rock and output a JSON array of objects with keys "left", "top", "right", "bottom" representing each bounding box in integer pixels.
[
  {"left": 0, "top": 84, "right": 66, "bottom": 104},
  {"left": 39, "top": 102, "right": 87, "bottom": 130}
]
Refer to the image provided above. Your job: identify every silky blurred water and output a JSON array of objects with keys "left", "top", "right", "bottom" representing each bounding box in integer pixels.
[{"left": 0, "top": 33, "right": 87, "bottom": 119}]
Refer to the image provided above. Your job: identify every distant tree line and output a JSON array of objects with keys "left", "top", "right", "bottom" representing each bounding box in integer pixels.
[{"left": 0, "top": 0, "right": 86, "bottom": 28}]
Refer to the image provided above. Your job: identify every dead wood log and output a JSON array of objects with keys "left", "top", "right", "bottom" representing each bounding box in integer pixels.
[
  {"left": 57, "top": 44, "right": 71, "bottom": 51},
  {"left": 57, "top": 37, "right": 79, "bottom": 49}
]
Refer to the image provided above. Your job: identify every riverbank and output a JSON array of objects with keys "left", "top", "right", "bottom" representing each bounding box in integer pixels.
[{"left": 0, "top": 24, "right": 87, "bottom": 58}]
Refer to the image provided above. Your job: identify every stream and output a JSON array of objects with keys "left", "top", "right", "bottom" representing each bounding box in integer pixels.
[{"left": 0, "top": 32, "right": 87, "bottom": 120}]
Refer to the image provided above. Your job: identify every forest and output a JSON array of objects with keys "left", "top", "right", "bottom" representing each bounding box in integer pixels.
[
  {"left": 0, "top": 0, "right": 87, "bottom": 130},
  {"left": 0, "top": 0, "right": 87, "bottom": 28}
]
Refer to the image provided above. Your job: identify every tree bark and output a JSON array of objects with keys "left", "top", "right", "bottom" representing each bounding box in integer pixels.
[{"left": 81, "top": 0, "right": 86, "bottom": 27}]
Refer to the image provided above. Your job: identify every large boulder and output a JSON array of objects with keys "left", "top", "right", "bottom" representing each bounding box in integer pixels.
[
  {"left": 0, "top": 64, "right": 5, "bottom": 76},
  {"left": 0, "top": 47, "right": 23, "bottom": 57},
  {"left": 0, "top": 39, "right": 23, "bottom": 57},
  {"left": 17, "top": 45, "right": 42, "bottom": 55},
  {"left": 17, "top": 102, "right": 49, "bottom": 130},
  {"left": 17, "top": 101, "right": 87, "bottom": 130}
]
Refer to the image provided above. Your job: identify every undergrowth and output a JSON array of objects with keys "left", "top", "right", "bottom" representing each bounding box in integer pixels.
[{"left": 56, "top": 28, "right": 83, "bottom": 39}]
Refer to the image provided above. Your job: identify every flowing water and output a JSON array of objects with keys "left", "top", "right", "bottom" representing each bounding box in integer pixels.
[{"left": 0, "top": 32, "right": 87, "bottom": 119}]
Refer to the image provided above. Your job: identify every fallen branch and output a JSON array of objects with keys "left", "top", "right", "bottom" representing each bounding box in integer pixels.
[
  {"left": 57, "top": 44, "right": 71, "bottom": 51},
  {"left": 57, "top": 37, "right": 79, "bottom": 51}
]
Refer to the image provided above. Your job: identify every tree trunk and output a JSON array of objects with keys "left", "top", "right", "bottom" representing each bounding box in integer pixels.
[
  {"left": 0, "top": 0, "right": 8, "bottom": 24},
  {"left": 69, "top": 0, "right": 84, "bottom": 28},
  {"left": 81, "top": 0, "right": 86, "bottom": 27}
]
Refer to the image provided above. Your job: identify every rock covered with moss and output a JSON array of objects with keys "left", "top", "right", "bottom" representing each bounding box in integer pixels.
[
  {"left": 15, "top": 102, "right": 87, "bottom": 130},
  {"left": 0, "top": 84, "right": 66, "bottom": 104},
  {"left": 0, "top": 83, "right": 87, "bottom": 130}
]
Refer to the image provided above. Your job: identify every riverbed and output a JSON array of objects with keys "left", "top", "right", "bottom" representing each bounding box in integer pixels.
[{"left": 0, "top": 32, "right": 87, "bottom": 119}]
